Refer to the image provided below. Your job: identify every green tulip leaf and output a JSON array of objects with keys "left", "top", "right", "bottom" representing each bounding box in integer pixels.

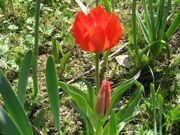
[
  {"left": 46, "top": 56, "right": 61, "bottom": 135},
  {"left": 81, "top": 78, "right": 96, "bottom": 109},
  {"left": 60, "top": 51, "right": 71, "bottom": 74},
  {"left": 17, "top": 50, "right": 32, "bottom": 106},
  {"left": 110, "top": 71, "right": 140, "bottom": 111},
  {"left": 72, "top": 103, "right": 95, "bottom": 135},
  {"left": 102, "top": 0, "right": 112, "bottom": 13},
  {"left": 0, "top": 74, "right": 33, "bottom": 135},
  {"left": 115, "top": 82, "right": 143, "bottom": 124},
  {"left": 52, "top": 39, "right": 59, "bottom": 62},
  {"left": 108, "top": 110, "right": 117, "bottom": 135},
  {"left": 0, "top": 107, "right": 21, "bottom": 135},
  {"left": 166, "top": 12, "right": 180, "bottom": 40},
  {"left": 59, "top": 81, "right": 88, "bottom": 114}
]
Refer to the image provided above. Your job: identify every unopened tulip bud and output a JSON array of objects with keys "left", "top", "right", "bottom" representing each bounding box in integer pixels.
[{"left": 95, "top": 80, "right": 111, "bottom": 117}]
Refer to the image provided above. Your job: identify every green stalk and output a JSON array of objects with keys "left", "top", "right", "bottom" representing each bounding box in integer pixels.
[
  {"left": 132, "top": 0, "right": 140, "bottom": 68},
  {"left": 102, "top": 0, "right": 112, "bottom": 13},
  {"left": 159, "top": 0, "right": 171, "bottom": 40},
  {"left": 95, "top": 54, "right": 100, "bottom": 93},
  {"left": 96, "top": 0, "right": 99, "bottom": 6},
  {"left": 150, "top": 84, "right": 157, "bottom": 135},
  {"left": 32, "top": 0, "right": 40, "bottom": 97},
  {"left": 147, "top": 0, "right": 156, "bottom": 41},
  {"left": 165, "top": 12, "right": 180, "bottom": 40},
  {"left": 156, "top": 0, "right": 165, "bottom": 39},
  {"left": 100, "top": 51, "right": 109, "bottom": 82},
  {"left": 100, "top": 0, "right": 113, "bottom": 79},
  {"left": 142, "top": 0, "right": 151, "bottom": 37},
  {"left": 158, "top": 94, "right": 164, "bottom": 135}
]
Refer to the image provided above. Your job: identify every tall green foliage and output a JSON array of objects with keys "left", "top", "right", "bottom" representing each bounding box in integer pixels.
[
  {"left": 129, "top": 0, "right": 179, "bottom": 69},
  {"left": 32, "top": 0, "right": 40, "bottom": 97}
]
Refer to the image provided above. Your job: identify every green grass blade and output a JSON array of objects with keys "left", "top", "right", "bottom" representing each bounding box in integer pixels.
[
  {"left": 45, "top": 56, "right": 61, "bottom": 135},
  {"left": 150, "top": 83, "right": 157, "bottom": 135},
  {"left": 132, "top": 0, "right": 140, "bottom": 67},
  {"left": 156, "top": 0, "right": 165, "bottom": 36},
  {"left": 110, "top": 71, "right": 140, "bottom": 111},
  {"left": 147, "top": 0, "right": 156, "bottom": 40},
  {"left": 0, "top": 107, "right": 21, "bottom": 135},
  {"left": 142, "top": 0, "right": 152, "bottom": 39},
  {"left": 166, "top": 12, "right": 180, "bottom": 39},
  {"left": 52, "top": 39, "right": 59, "bottom": 62},
  {"left": 136, "top": 11, "right": 150, "bottom": 43},
  {"left": 102, "top": 0, "right": 112, "bottom": 13},
  {"left": 0, "top": 74, "right": 33, "bottom": 135},
  {"left": 158, "top": 0, "right": 171, "bottom": 39},
  {"left": 132, "top": 0, "right": 137, "bottom": 46},
  {"left": 157, "top": 94, "right": 164, "bottom": 135},
  {"left": 60, "top": 51, "right": 71, "bottom": 74},
  {"left": 17, "top": 50, "right": 32, "bottom": 106},
  {"left": 149, "top": 66, "right": 155, "bottom": 84}
]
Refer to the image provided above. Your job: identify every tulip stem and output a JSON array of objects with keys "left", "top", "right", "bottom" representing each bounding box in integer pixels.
[{"left": 95, "top": 54, "right": 100, "bottom": 93}]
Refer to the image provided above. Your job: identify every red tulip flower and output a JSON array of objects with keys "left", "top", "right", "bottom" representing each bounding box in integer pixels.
[
  {"left": 95, "top": 80, "right": 111, "bottom": 117},
  {"left": 72, "top": 6, "right": 123, "bottom": 53}
]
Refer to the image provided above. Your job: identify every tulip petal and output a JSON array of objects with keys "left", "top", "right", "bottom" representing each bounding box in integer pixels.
[
  {"left": 72, "top": 12, "right": 92, "bottom": 51},
  {"left": 106, "top": 13, "right": 123, "bottom": 47},
  {"left": 95, "top": 80, "right": 111, "bottom": 117},
  {"left": 88, "top": 26, "right": 106, "bottom": 53},
  {"left": 88, "top": 6, "right": 109, "bottom": 28},
  {"left": 95, "top": 93, "right": 105, "bottom": 116},
  {"left": 72, "top": 12, "right": 84, "bottom": 44}
]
